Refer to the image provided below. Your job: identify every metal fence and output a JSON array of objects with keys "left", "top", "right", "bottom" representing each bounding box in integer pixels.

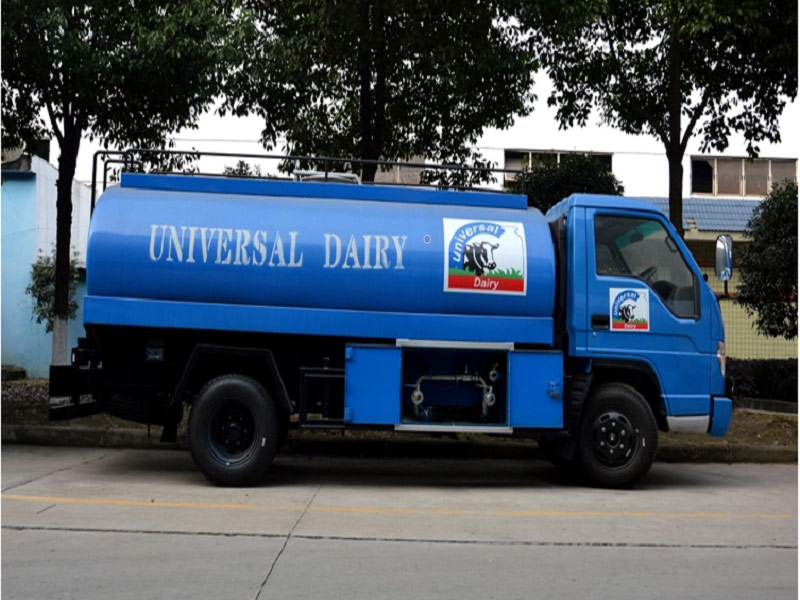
[
  {"left": 699, "top": 271, "right": 796, "bottom": 360},
  {"left": 715, "top": 295, "right": 798, "bottom": 359}
]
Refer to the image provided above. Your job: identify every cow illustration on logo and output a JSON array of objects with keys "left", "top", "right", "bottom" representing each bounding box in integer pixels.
[
  {"left": 619, "top": 302, "right": 636, "bottom": 323},
  {"left": 442, "top": 218, "right": 527, "bottom": 294},
  {"left": 610, "top": 288, "right": 650, "bottom": 331},
  {"left": 463, "top": 241, "right": 499, "bottom": 275}
]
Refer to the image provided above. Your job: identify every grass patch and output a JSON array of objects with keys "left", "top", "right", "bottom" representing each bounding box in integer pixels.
[{"left": 448, "top": 267, "right": 523, "bottom": 279}]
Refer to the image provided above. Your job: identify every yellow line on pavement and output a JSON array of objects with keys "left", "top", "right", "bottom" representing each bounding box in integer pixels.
[
  {"left": 2, "top": 494, "right": 304, "bottom": 511},
  {"left": 2, "top": 494, "right": 795, "bottom": 521}
]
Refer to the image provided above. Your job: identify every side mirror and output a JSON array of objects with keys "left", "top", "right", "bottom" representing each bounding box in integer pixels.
[{"left": 715, "top": 235, "right": 733, "bottom": 281}]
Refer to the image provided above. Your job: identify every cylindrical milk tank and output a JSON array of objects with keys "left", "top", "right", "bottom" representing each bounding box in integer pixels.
[{"left": 86, "top": 176, "right": 556, "bottom": 319}]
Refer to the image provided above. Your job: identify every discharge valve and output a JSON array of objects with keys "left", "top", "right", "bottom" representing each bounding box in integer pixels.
[{"left": 410, "top": 364, "right": 498, "bottom": 420}]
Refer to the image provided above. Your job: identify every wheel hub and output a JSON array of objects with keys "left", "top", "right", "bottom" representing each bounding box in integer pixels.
[
  {"left": 211, "top": 405, "right": 255, "bottom": 457},
  {"left": 591, "top": 411, "right": 637, "bottom": 467}
]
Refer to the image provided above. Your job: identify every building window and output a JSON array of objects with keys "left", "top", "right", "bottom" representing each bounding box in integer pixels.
[
  {"left": 692, "top": 159, "right": 713, "bottom": 193},
  {"left": 717, "top": 159, "right": 742, "bottom": 195},
  {"left": 529, "top": 152, "right": 559, "bottom": 167},
  {"left": 504, "top": 151, "right": 528, "bottom": 173},
  {"left": 691, "top": 157, "right": 797, "bottom": 197},
  {"left": 504, "top": 150, "right": 613, "bottom": 181},
  {"left": 744, "top": 160, "right": 768, "bottom": 196},
  {"left": 772, "top": 160, "right": 796, "bottom": 186}
]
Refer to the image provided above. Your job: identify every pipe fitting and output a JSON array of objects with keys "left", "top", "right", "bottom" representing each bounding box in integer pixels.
[{"left": 411, "top": 389, "right": 424, "bottom": 406}]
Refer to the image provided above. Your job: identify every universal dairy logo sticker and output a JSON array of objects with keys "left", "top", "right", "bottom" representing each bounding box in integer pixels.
[
  {"left": 610, "top": 288, "right": 650, "bottom": 331},
  {"left": 443, "top": 218, "right": 526, "bottom": 294}
]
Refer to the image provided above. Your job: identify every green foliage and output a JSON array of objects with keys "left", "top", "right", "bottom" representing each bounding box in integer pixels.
[
  {"left": 418, "top": 152, "right": 499, "bottom": 188},
  {"left": 127, "top": 149, "right": 202, "bottom": 176},
  {"left": 514, "top": 154, "right": 625, "bottom": 213},
  {"left": 223, "top": 161, "right": 263, "bottom": 178},
  {"left": 1, "top": 0, "right": 237, "bottom": 339},
  {"left": 224, "top": 0, "right": 537, "bottom": 181},
  {"left": 735, "top": 181, "right": 798, "bottom": 340},
  {"left": 726, "top": 358, "right": 797, "bottom": 402},
  {"left": 25, "top": 250, "right": 80, "bottom": 333},
  {"left": 1, "top": 81, "right": 48, "bottom": 148},
  {"left": 521, "top": 0, "right": 797, "bottom": 232},
  {"left": 1, "top": 1, "right": 237, "bottom": 151}
]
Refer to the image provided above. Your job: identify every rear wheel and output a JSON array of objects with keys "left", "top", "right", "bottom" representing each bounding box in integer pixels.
[
  {"left": 188, "top": 374, "right": 278, "bottom": 486},
  {"left": 576, "top": 383, "right": 658, "bottom": 488}
]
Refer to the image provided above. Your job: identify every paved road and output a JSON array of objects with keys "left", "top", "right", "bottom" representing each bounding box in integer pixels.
[{"left": 2, "top": 445, "right": 797, "bottom": 599}]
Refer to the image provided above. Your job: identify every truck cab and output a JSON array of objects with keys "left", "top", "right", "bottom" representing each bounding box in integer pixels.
[{"left": 542, "top": 196, "right": 731, "bottom": 481}]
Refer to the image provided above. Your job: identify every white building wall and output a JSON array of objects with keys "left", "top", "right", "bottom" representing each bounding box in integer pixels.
[
  {"left": 63, "top": 75, "right": 798, "bottom": 199},
  {"left": 610, "top": 152, "right": 671, "bottom": 197},
  {"left": 33, "top": 155, "right": 58, "bottom": 262},
  {"left": 32, "top": 155, "right": 91, "bottom": 266},
  {"left": 477, "top": 77, "right": 799, "bottom": 198}
]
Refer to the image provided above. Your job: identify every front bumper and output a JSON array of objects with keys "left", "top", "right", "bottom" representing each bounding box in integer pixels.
[
  {"left": 665, "top": 396, "right": 733, "bottom": 437},
  {"left": 708, "top": 396, "right": 733, "bottom": 437}
]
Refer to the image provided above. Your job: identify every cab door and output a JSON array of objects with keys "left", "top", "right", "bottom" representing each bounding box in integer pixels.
[{"left": 585, "top": 209, "right": 712, "bottom": 417}]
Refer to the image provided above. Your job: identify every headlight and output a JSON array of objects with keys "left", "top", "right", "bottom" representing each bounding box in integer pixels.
[{"left": 717, "top": 341, "right": 726, "bottom": 377}]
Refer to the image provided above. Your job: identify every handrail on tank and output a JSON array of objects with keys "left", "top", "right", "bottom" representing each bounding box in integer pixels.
[
  {"left": 116, "top": 148, "right": 527, "bottom": 195},
  {"left": 91, "top": 150, "right": 143, "bottom": 215}
]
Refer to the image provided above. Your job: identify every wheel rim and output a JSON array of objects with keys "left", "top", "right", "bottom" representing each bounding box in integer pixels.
[
  {"left": 589, "top": 411, "right": 638, "bottom": 468},
  {"left": 206, "top": 401, "right": 257, "bottom": 465}
]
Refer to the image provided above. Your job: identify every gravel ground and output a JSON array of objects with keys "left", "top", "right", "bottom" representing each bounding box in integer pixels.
[{"left": 2, "top": 379, "right": 796, "bottom": 454}]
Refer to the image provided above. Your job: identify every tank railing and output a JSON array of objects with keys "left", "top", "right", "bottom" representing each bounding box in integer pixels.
[
  {"left": 91, "top": 150, "right": 143, "bottom": 214},
  {"left": 102, "top": 159, "right": 131, "bottom": 196},
  {"left": 118, "top": 148, "right": 527, "bottom": 194}
]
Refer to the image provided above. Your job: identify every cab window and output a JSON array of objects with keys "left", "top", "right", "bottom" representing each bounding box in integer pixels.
[{"left": 594, "top": 215, "right": 697, "bottom": 318}]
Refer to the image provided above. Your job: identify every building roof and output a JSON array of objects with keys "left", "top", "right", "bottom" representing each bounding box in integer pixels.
[
  {"left": 0, "top": 154, "right": 34, "bottom": 178},
  {"left": 640, "top": 197, "right": 760, "bottom": 232}
]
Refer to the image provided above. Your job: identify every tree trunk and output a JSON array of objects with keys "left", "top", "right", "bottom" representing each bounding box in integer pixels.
[
  {"left": 667, "top": 149, "right": 684, "bottom": 238},
  {"left": 370, "top": 0, "right": 386, "bottom": 176},
  {"left": 358, "top": 0, "right": 377, "bottom": 182},
  {"left": 666, "top": 7, "right": 684, "bottom": 238},
  {"left": 52, "top": 125, "right": 81, "bottom": 365},
  {"left": 356, "top": 0, "right": 388, "bottom": 183}
]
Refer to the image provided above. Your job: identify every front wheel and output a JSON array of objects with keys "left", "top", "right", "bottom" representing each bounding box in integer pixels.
[
  {"left": 188, "top": 374, "right": 278, "bottom": 486},
  {"left": 576, "top": 383, "right": 658, "bottom": 488}
]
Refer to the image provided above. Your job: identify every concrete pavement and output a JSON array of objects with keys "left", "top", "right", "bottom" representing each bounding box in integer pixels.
[{"left": 1, "top": 445, "right": 797, "bottom": 599}]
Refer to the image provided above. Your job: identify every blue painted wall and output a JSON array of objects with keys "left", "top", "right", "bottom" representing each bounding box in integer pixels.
[{"left": 2, "top": 172, "right": 86, "bottom": 378}]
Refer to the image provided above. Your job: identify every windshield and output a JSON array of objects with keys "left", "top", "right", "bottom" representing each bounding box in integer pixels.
[{"left": 595, "top": 215, "right": 697, "bottom": 318}]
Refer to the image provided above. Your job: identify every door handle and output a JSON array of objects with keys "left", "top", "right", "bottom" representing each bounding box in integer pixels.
[{"left": 591, "top": 313, "right": 610, "bottom": 329}]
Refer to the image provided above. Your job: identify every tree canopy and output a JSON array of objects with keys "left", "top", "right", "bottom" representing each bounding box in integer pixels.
[
  {"left": 224, "top": 0, "right": 537, "bottom": 181},
  {"left": 517, "top": 154, "right": 624, "bottom": 213},
  {"left": 735, "top": 181, "right": 798, "bottom": 340},
  {"left": 2, "top": 0, "right": 236, "bottom": 361},
  {"left": 522, "top": 0, "right": 798, "bottom": 236}
]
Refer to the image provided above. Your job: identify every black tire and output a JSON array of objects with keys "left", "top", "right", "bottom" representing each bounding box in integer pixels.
[
  {"left": 576, "top": 383, "right": 658, "bottom": 488},
  {"left": 188, "top": 374, "right": 278, "bottom": 486}
]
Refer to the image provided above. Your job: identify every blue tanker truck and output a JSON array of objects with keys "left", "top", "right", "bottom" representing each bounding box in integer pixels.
[{"left": 50, "top": 155, "right": 733, "bottom": 487}]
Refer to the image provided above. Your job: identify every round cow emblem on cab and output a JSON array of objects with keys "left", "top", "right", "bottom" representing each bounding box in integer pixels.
[{"left": 610, "top": 288, "right": 650, "bottom": 331}]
